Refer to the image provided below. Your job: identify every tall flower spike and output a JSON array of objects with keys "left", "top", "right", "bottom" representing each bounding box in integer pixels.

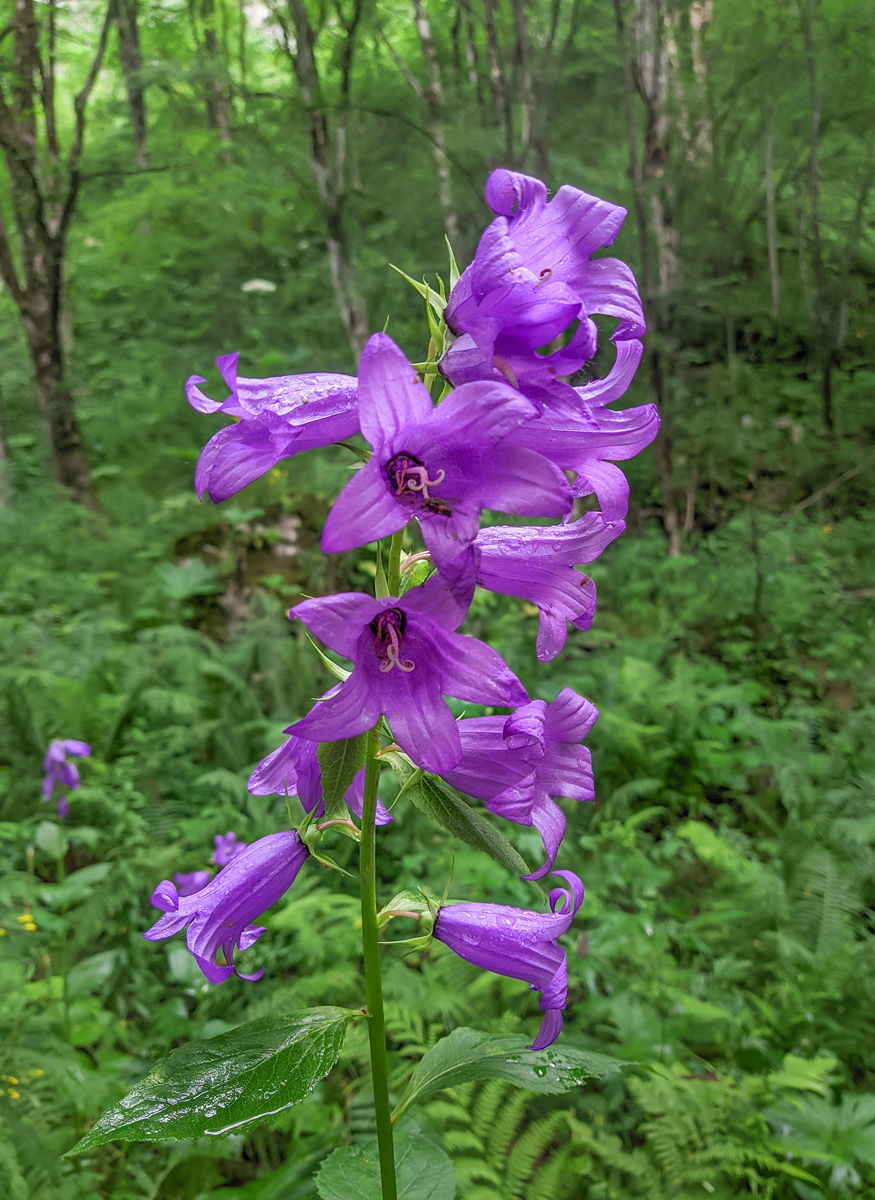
[
  {"left": 287, "top": 550, "right": 528, "bottom": 774},
  {"left": 144, "top": 831, "right": 307, "bottom": 984},
  {"left": 474, "top": 514, "right": 624, "bottom": 662},
  {"left": 442, "top": 688, "right": 597, "bottom": 881},
  {"left": 321, "top": 333, "right": 572, "bottom": 567},
  {"left": 187, "top": 353, "right": 360, "bottom": 503},
  {"left": 248, "top": 731, "right": 392, "bottom": 825},
  {"left": 42, "top": 738, "right": 91, "bottom": 819},
  {"left": 434, "top": 871, "right": 584, "bottom": 1050}
]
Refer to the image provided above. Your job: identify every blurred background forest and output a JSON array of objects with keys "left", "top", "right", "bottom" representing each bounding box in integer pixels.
[{"left": 1, "top": 0, "right": 874, "bottom": 1196}]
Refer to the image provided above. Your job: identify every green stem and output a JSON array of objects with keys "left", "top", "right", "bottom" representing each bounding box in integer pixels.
[
  {"left": 387, "top": 530, "right": 404, "bottom": 597},
  {"left": 360, "top": 723, "right": 397, "bottom": 1200}
]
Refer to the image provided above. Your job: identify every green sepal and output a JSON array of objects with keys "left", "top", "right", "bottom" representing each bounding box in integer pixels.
[
  {"left": 445, "top": 236, "right": 460, "bottom": 291},
  {"left": 305, "top": 633, "right": 350, "bottom": 681}
]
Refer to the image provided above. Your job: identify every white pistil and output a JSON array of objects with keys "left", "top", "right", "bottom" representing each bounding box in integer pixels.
[{"left": 395, "top": 464, "right": 445, "bottom": 502}]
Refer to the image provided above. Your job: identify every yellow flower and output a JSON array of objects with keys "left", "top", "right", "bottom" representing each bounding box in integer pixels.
[
  {"left": 23, "top": 922, "right": 37, "bottom": 932},
  {"left": 0, "top": 928, "right": 6, "bottom": 937},
  {"left": 7, "top": 1089, "right": 20, "bottom": 1100},
  {"left": 822, "top": 523, "right": 831, "bottom": 533},
  {"left": 16, "top": 914, "right": 33, "bottom": 925},
  {"left": 6, "top": 1077, "right": 18, "bottom": 1086},
  {"left": 29, "top": 1069, "right": 44, "bottom": 1078}
]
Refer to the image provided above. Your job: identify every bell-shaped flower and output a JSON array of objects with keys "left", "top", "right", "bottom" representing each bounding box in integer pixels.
[
  {"left": 474, "top": 513, "right": 623, "bottom": 661},
  {"left": 443, "top": 169, "right": 645, "bottom": 407},
  {"left": 499, "top": 341, "right": 659, "bottom": 522},
  {"left": 442, "top": 688, "right": 597, "bottom": 880},
  {"left": 187, "top": 352, "right": 359, "bottom": 503},
  {"left": 287, "top": 551, "right": 528, "bottom": 774},
  {"left": 321, "top": 333, "right": 572, "bottom": 567},
  {"left": 434, "top": 871, "right": 584, "bottom": 1050},
  {"left": 248, "top": 731, "right": 392, "bottom": 825},
  {"left": 174, "top": 870, "right": 211, "bottom": 897},
  {"left": 144, "top": 830, "right": 307, "bottom": 984},
  {"left": 42, "top": 738, "right": 91, "bottom": 818},
  {"left": 212, "top": 831, "right": 247, "bottom": 866}
]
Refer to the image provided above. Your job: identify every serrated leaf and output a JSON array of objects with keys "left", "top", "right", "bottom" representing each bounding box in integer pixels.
[
  {"left": 393, "top": 1028, "right": 626, "bottom": 1122},
  {"left": 67, "top": 1007, "right": 357, "bottom": 1153},
  {"left": 316, "top": 1129, "right": 455, "bottom": 1200},
  {"left": 318, "top": 735, "right": 368, "bottom": 817},
  {"left": 388, "top": 755, "right": 534, "bottom": 882}
]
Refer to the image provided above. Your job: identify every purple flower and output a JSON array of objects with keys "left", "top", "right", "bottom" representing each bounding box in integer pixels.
[
  {"left": 475, "top": 513, "right": 624, "bottom": 661},
  {"left": 144, "top": 831, "right": 307, "bottom": 984},
  {"left": 499, "top": 341, "right": 659, "bottom": 522},
  {"left": 41, "top": 739, "right": 91, "bottom": 819},
  {"left": 174, "top": 870, "right": 211, "bottom": 897},
  {"left": 248, "top": 731, "right": 392, "bottom": 825},
  {"left": 287, "top": 551, "right": 528, "bottom": 773},
  {"left": 212, "top": 831, "right": 247, "bottom": 866},
  {"left": 187, "top": 353, "right": 360, "bottom": 503},
  {"left": 443, "top": 170, "right": 644, "bottom": 399},
  {"left": 442, "top": 688, "right": 597, "bottom": 881},
  {"left": 321, "top": 334, "right": 571, "bottom": 567},
  {"left": 434, "top": 871, "right": 584, "bottom": 1050}
]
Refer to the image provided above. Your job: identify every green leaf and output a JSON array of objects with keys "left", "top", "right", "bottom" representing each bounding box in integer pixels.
[
  {"left": 67, "top": 1007, "right": 358, "bottom": 1153},
  {"left": 36, "top": 819, "right": 68, "bottom": 860},
  {"left": 387, "top": 754, "right": 534, "bottom": 882},
  {"left": 316, "top": 1129, "right": 456, "bottom": 1200},
  {"left": 393, "top": 1027, "right": 626, "bottom": 1122},
  {"left": 318, "top": 735, "right": 368, "bottom": 818}
]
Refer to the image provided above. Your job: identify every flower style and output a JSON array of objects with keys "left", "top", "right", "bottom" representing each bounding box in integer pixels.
[
  {"left": 442, "top": 169, "right": 644, "bottom": 404},
  {"left": 212, "top": 831, "right": 247, "bottom": 865},
  {"left": 475, "top": 513, "right": 624, "bottom": 661},
  {"left": 434, "top": 871, "right": 584, "bottom": 1050},
  {"left": 287, "top": 551, "right": 528, "bottom": 773},
  {"left": 187, "top": 352, "right": 360, "bottom": 503},
  {"left": 248, "top": 731, "right": 392, "bottom": 825},
  {"left": 174, "top": 870, "right": 211, "bottom": 897},
  {"left": 321, "top": 333, "right": 572, "bottom": 566},
  {"left": 144, "top": 831, "right": 307, "bottom": 983},
  {"left": 442, "top": 688, "right": 597, "bottom": 881},
  {"left": 42, "top": 739, "right": 91, "bottom": 819}
]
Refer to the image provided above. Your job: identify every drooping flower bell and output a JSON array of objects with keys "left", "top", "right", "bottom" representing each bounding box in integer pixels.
[
  {"left": 442, "top": 688, "right": 597, "bottom": 880},
  {"left": 321, "top": 334, "right": 572, "bottom": 567},
  {"left": 174, "top": 870, "right": 211, "bottom": 897},
  {"left": 144, "top": 831, "right": 307, "bottom": 983},
  {"left": 474, "top": 513, "right": 623, "bottom": 662},
  {"left": 287, "top": 550, "right": 528, "bottom": 774},
  {"left": 187, "top": 353, "right": 360, "bottom": 503},
  {"left": 248, "top": 731, "right": 392, "bottom": 825},
  {"left": 434, "top": 871, "right": 584, "bottom": 1050},
  {"left": 42, "top": 739, "right": 91, "bottom": 819}
]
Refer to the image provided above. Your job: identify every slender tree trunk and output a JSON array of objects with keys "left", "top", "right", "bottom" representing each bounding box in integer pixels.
[
  {"left": 284, "top": 0, "right": 368, "bottom": 362},
  {"left": 201, "top": 0, "right": 232, "bottom": 142},
  {"left": 614, "top": 0, "right": 681, "bottom": 557},
  {"left": 765, "top": 107, "right": 780, "bottom": 321},
  {"left": 116, "top": 0, "right": 149, "bottom": 167},
  {"left": 511, "top": 0, "right": 547, "bottom": 176},
  {"left": 482, "top": 0, "right": 513, "bottom": 160},
  {"left": 411, "top": 0, "right": 459, "bottom": 244}
]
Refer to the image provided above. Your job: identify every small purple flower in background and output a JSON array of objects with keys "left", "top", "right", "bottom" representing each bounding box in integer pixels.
[
  {"left": 42, "top": 739, "right": 91, "bottom": 819},
  {"left": 145, "top": 830, "right": 307, "bottom": 983},
  {"left": 442, "top": 688, "right": 597, "bottom": 881},
  {"left": 321, "top": 333, "right": 572, "bottom": 567},
  {"left": 249, "top": 731, "right": 392, "bottom": 825},
  {"left": 212, "top": 831, "right": 247, "bottom": 866},
  {"left": 287, "top": 551, "right": 528, "bottom": 773},
  {"left": 187, "top": 352, "right": 360, "bottom": 503},
  {"left": 174, "top": 870, "right": 211, "bottom": 897},
  {"left": 434, "top": 870, "right": 584, "bottom": 1050},
  {"left": 474, "top": 514, "right": 623, "bottom": 662}
]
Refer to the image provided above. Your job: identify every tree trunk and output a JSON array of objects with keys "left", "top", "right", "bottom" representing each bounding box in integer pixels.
[
  {"left": 116, "top": 0, "right": 149, "bottom": 167},
  {"left": 482, "top": 0, "right": 513, "bottom": 160},
  {"left": 412, "top": 0, "right": 459, "bottom": 246},
  {"left": 765, "top": 107, "right": 780, "bottom": 321},
  {"left": 614, "top": 0, "right": 681, "bottom": 556},
  {"left": 201, "top": 0, "right": 232, "bottom": 142},
  {"left": 284, "top": 0, "right": 368, "bottom": 362}
]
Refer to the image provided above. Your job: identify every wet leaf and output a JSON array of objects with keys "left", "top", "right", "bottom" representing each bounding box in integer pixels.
[
  {"left": 393, "top": 1027, "right": 626, "bottom": 1121},
  {"left": 67, "top": 1007, "right": 358, "bottom": 1152}
]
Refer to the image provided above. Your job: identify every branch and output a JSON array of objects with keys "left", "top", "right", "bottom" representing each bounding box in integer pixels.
[
  {"left": 795, "top": 452, "right": 874, "bottom": 511},
  {"left": 0, "top": 207, "right": 24, "bottom": 306},
  {"left": 58, "top": 0, "right": 115, "bottom": 242}
]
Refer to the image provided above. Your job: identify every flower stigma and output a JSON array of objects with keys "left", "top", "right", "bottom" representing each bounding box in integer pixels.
[
  {"left": 386, "top": 451, "right": 446, "bottom": 508},
  {"left": 370, "top": 608, "right": 415, "bottom": 673}
]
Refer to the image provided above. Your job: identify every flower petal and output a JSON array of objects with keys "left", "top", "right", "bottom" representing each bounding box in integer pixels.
[
  {"left": 322, "top": 460, "right": 408, "bottom": 553},
  {"left": 291, "top": 593, "right": 383, "bottom": 658},
  {"left": 357, "top": 333, "right": 432, "bottom": 449}
]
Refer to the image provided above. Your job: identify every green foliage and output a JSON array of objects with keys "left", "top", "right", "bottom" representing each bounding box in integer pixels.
[{"left": 316, "top": 1130, "right": 456, "bottom": 1200}]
